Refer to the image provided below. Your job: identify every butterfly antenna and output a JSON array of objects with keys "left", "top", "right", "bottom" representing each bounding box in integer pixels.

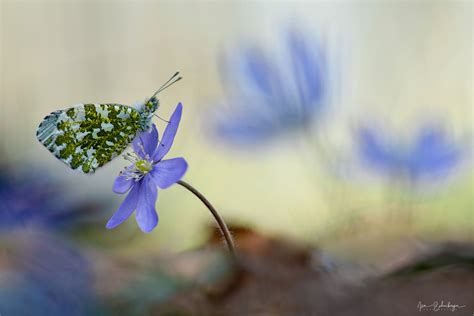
[
  {"left": 150, "top": 72, "right": 182, "bottom": 99},
  {"left": 153, "top": 113, "right": 170, "bottom": 123}
]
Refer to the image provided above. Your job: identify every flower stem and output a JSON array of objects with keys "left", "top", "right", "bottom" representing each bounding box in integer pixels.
[{"left": 177, "top": 180, "right": 237, "bottom": 260}]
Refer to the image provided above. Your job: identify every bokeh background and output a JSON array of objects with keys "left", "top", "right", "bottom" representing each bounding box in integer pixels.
[{"left": 0, "top": 1, "right": 472, "bottom": 315}]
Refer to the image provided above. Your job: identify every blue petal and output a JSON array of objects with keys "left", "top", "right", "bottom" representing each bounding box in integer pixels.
[
  {"left": 133, "top": 124, "right": 159, "bottom": 158},
  {"left": 153, "top": 103, "right": 183, "bottom": 161},
  {"left": 112, "top": 173, "right": 133, "bottom": 194},
  {"left": 288, "top": 30, "right": 325, "bottom": 108},
  {"left": 106, "top": 184, "right": 140, "bottom": 229},
  {"left": 150, "top": 157, "right": 188, "bottom": 189},
  {"left": 213, "top": 110, "right": 279, "bottom": 145},
  {"left": 358, "top": 127, "right": 397, "bottom": 172},
  {"left": 409, "top": 127, "right": 461, "bottom": 178},
  {"left": 241, "top": 48, "right": 276, "bottom": 95},
  {"left": 135, "top": 177, "right": 158, "bottom": 233}
]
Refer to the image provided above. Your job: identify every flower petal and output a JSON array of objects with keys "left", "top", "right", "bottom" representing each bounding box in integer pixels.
[
  {"left": 409, "top": 126, "right": 461, "bottom": 178},
  {"left": 133, "top": 124, "right": 159, "bottom": 158},
  {"left": 213, "top": 109, "right": 277, "bottom": 145},
  {"left": 153, "top": 103, "right": 183, "bottom": 161},
  {"left": 241, "top": 48, "right": 275, "bottom": 95},
  {"left": 288, "top": 30, "right": 325, "bottom": 108},
  {"left": 106, "top": 184, "right": 140, "bottom": 229},
  {"left": 135, "top": 177, "right": 159, "bottom": 233},
  {"left": 112, "top": 174, "right": 134, "bottom": 194},
  {"left": 358, "top": 126, "right": 397, "bottom": 172},
  {"left": 150, "top": 158, "right": 188, "bottom": 189}
]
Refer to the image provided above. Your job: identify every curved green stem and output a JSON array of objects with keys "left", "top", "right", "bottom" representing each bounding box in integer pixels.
[{"left": 177, "top": 180, "right": 237, "bottom": 260}]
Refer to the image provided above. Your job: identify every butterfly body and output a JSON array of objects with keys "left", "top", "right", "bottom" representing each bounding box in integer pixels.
[{"left": 37, "top": 97, "right": 159, "bottom": 174}]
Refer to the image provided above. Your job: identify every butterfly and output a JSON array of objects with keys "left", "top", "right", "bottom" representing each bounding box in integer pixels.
[{"left": 36, "top": 72, "right": 181, "bottom": 174}]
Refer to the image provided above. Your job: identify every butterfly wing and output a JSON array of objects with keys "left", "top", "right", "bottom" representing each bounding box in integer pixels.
[{"left": 37, "top": 103, "right": 142, "bottom": 174}]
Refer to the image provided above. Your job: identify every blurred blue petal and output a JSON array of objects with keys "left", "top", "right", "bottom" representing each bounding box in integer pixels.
[
  {"left": 357, "top": 123, "right": 464, "bottom": 182},
  {"left": 357, "top": 127, "right": 400, "bottom": 174},
  {"left": 214, "top": 108, "right": 277, "bottom": 145},
  {"left": 288, "top": 30, "right": 325, "bottom": 106},
  {"left": 409, "top": 126, "right": 462, "bottom": 178},
  {"left": 242, "top": 48, "right": 276, "bottom": 95}
]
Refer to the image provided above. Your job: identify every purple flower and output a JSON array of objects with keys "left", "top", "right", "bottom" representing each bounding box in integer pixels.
[
  {"left": 357, "top": 123, "right": 464, "bottom": 182},
  {"left": 212, "top": 29, "right": 328, "bottom": 145},
  {"left": 106, "top": 103, "right": 188, "bottom": 233}
]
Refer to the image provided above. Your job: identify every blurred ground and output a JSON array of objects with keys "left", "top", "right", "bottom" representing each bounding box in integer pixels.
[{"left": 98, "top": 227, "right": 474, "bottom": 316}]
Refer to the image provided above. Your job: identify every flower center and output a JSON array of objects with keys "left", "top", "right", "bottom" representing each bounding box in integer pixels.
[
  {"left": 121, "top": 152, "right": 155, "bottom": 181},
  {"left": 136, "top": 159, "right": 153, "bottom": 174}
]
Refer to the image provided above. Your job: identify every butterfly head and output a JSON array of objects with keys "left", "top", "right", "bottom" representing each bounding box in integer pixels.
[
  {"left": 138, "top": 96, "right": 159, "bottom": 131},
  {"left": 144, "top": 96, "right": 160, "bottom": 114}
]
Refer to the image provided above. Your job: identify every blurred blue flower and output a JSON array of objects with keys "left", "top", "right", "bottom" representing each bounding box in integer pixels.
[
  {"left": 0, "top": 164, "right": 108, "bottom": 314},
  {"left": 107, "top": 103, "right": 188, "bottom": 233},
  {"left": 212, "top": 29, "right": 328, "bottom": 145},
  {"left": 0, "top": 166, "right": 104, "bottom": 231},
  {"left": 0, "top": 232, "right": 103, "bottom": 316},
  {"left": 357, "top": 123, "right": 464, "bottom": 182}
]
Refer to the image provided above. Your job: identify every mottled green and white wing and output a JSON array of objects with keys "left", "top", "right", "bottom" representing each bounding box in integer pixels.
[{"left": 36, "top": 103, "right": 142, "bottom": 174}]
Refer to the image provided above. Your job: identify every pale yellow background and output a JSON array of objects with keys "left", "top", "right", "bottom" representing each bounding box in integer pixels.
[{"left": 0, "top": 0, "right": 472, "bottom": 254}]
